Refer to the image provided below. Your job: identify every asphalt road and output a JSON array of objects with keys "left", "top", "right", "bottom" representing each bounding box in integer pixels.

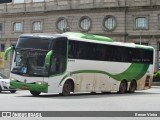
[{"left": 0, "top": 86, "right": 160, "bottom": 120}]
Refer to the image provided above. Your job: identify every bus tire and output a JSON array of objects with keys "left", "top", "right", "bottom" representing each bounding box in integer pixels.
[
  {"left": 91, "top": 92, "right": 96, "bottom": 94},
  {"left": 10, "top": 90, "right": 16, "bottom": 93},
  {"left": 118, "top": 81, "right": 127, "bottom": 94},
  {"left": 62, "top": 81, "right": 71, "bottom": 96},
  {"left": 30, "top": 91, "right": 41, "bottom": 96},
  {"left": 129, "top": 80, "right": 137, "bottom": 93}
]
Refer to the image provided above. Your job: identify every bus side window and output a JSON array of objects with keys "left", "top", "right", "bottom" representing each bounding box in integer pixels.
[
  {"left": 68, "top": 40, "right": 79, "bottom": 59},
  {"left": 50, "top": 38, "right": 67, "bottom": 75}
]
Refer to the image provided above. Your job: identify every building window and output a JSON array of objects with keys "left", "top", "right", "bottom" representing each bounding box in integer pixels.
[
  {"left": 80, "top": 0, "right": 90, "bottom": 4},
  {"left": 134, "top": 0, "right": 147, "bottom": 1},
  {"left": 33, "top": 0, "right": 44, "bottom": 2},
  {"left": 0, "top": 23, "right": 3, "bottom": 32},
  {"left": 104, "top": 0, "right": 116, "bottom": 2},
  {"left": 135, "top": 42, "right": 148, "bottom": 46},
  {"left": 13, "top": 22, "right": 23, "bottom": 32},
  {"left": 103, "top": 15, "right": 116, "bottom": 31},
  {"left": 56, "top": 18, "right": 68, "bottom": 32},
  {"left": 14, "top": 0, "right": 24, "bottom": 3},
  {"left": 0, "top": 44, "right": 5, "bottom": 52},
  {"left": 135, "top": 17, "right": 147, "bottom": 29},
  {"left": 32, "top": 21, "right": 42, "bottom": 32},
  {"left": 0, "top": 0, "right": 12, "bottom": 4},
  {"left": 79, "top": 16, "right": 92, "bottom": 31}
]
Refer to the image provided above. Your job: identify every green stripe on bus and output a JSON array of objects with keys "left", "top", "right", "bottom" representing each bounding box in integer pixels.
[
  {"left": 59, "top": 63, "right": 149, "bottom": 85},
  {"left": 135, "top": 46, "right": 154, "bottom": 50},
  {"left": 63, "top": 32, "right": 113, "bottom": 42},
  {"left": 10, "top": 80, "right": 48, "bottom": 93},
  {"left": 109, "top": 64, "right": 149, "bottom": 81}
]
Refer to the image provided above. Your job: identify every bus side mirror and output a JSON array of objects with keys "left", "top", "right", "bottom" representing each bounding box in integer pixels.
[
  {"left": 45, "top": 50, "right": 53, "bottom": 66},
  {"left": 4, "top": 46, "right": 13, "bottom": 60}
]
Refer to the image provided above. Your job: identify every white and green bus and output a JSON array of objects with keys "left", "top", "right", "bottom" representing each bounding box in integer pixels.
[{"left": 5, "top": 32, "right": 155, "bottom": 96}]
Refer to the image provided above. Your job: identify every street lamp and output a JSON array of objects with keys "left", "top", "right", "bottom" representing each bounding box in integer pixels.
[
  {"left": 63, "top": 16, "right": 73, "bottom": 32},
  {"left": 63, "top": 26, "right": 70, "bottom": 32},
  {"left": 140, "top": 29, "right": 144, "bottom": 45}
]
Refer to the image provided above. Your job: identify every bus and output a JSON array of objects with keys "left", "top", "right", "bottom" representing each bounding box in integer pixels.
[{"left": 5, "top": 32, "right": 155, "bottom": 96}]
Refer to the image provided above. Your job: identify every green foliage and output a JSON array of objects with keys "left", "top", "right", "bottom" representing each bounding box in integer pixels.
[
  {"left": 153, "top": 71, "right": 160, "bottom": 82},
  {"left": 154, "top": 71, "right": 160, "bottom": 77}
]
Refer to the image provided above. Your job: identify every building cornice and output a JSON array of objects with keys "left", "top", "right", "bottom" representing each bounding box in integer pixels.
[{"left": 1, "top": 1, "right": 160, "bottom": 16}]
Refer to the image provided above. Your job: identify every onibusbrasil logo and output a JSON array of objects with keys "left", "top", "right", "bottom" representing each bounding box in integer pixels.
[{"left": 2, "top": 112, "right": 42, "bottom": 118}]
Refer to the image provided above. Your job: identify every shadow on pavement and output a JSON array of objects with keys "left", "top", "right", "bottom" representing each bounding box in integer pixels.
[{"left": 15, "top": 90, "right": 160, "bottom": 99}]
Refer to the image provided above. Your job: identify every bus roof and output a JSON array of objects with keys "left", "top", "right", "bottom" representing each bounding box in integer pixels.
[
  {"left": 20, "top": 33, "right": 154, "bottom": 51},
  {"left": 63, "top": 32, "right": 113, "bottom": 42},
  {"left": 63, "top": 32, "right": 154, "bottom": 50}
]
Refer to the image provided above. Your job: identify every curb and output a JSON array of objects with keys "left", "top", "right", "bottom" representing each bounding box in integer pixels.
[{"left": 152, "top": 82, "right": 160, "bottom": 86}]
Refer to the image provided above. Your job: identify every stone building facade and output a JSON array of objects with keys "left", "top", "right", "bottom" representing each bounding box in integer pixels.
[{"left": 0, "top": 0, "right": 160, "bottom": 76}]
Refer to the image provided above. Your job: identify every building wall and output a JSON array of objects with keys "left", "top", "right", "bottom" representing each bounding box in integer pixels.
[{"left": 0, "top": 0, "right": 160, "bottom": 76}]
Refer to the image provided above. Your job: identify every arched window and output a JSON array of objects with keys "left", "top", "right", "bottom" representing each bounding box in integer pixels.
[
  {"left": 79, "top": 16, "right": 92, "bottom": 31},
  {"left": 103, "top": 15, "right": 116, "bottom": 31},
  {"left": 56, "top": 18, "right": 68, "bottom": 32}
]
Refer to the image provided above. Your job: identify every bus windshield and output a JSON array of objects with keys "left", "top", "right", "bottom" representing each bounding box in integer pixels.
[
  {"left": 16, "top": 37, "right": 51, "bottom": 50},
  {"left": 11, "top": 49, "right": 49, "bottom": 77},
  {"left": 11, "top": 37, "right": 52, "bottom": 77}
]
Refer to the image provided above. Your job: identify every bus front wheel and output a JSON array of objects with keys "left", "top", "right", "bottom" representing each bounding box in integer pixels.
[
  {"left": 118, "top": 81, "right": 127, "bottom": 94},
  {"left": 30, "top": 91, "right": 41, "bottom": 96},
  {"left": 62, "top": 81, "right": 71, "bottom": 96}
]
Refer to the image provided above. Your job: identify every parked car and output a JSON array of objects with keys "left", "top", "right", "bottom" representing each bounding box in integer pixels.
[{"left": 0, "top": 73, "right": 16, "bottom": 93}]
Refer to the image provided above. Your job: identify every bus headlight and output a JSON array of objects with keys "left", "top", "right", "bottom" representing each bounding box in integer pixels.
[{"left": 36, "top": 81, "right": 47, "bottom": 85}]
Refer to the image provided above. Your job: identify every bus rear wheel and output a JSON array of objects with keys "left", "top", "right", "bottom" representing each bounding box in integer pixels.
[
  {"left": 30, "top": 91, "right": 41, "bottom": 96},
  {"left": 62, "top": 81, "right": 71, "bottom": 96},
  {"left": 118, "top": 81, "right": 127, "bottom": 94},
  {"left": 129, "top": 80, "right": 137, "bottom": 93}
]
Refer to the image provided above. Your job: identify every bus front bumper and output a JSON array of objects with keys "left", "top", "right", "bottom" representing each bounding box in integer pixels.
[{"left": 10, "top": 80, "right": 48, "bottom": 93}]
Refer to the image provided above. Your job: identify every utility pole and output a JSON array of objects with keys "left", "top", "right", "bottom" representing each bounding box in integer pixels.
[{"left": 140, "top": 29, "right": 143, "bottom": 45}]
